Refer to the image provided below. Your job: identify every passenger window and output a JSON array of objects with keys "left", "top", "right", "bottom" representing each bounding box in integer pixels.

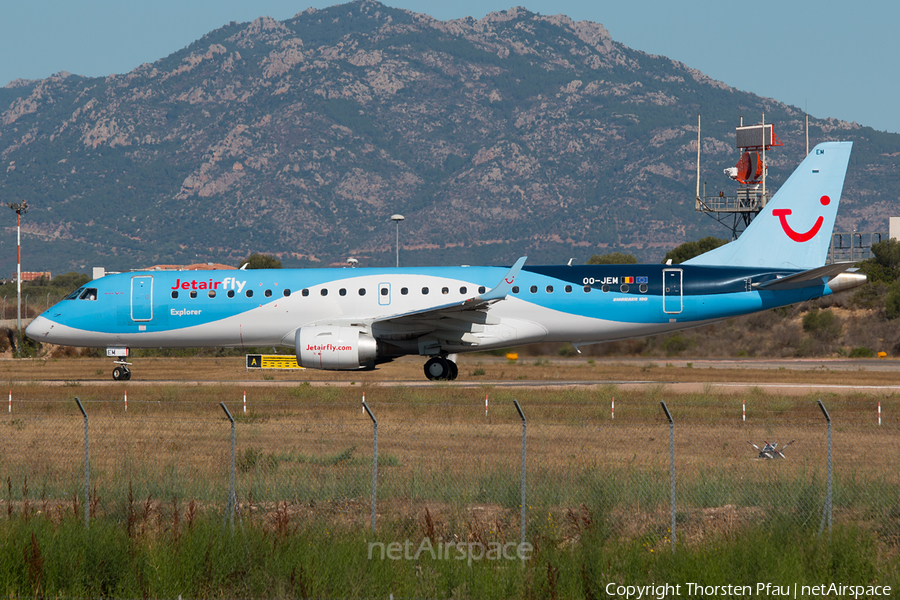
[
  {"left": 171, "top": 291, "right": 179, "bottom": 299},
  {"left": 583, "top": 286, "right": 591, "bottom": 293},
  {"left": 512, "top": 286, "right": 519, "bottom": 294},
  {"left": 246, "top": 290, "right": 253, "bottom": 298},
  {"left": 442, "top": 287, "right": 449, "bottom": 295},
  {"left": 208, "top": 290, "right": 216, "bottom": 298},
  {"left": 620, "top": 284, "right": 630, "bottom": 293},
  {"left": 339, "top": 288, "right": 347, "bottom": 297},
  {"left": 401, "top": 287, "right": 408, "bottom": 295},
  {"left": 359, "top": 288, "right": 366, "bottom": 296},
  {"left": 320, "top": 289, "right": 328, "bottom": 297},
  {"left": 460, "top": 286, "right": 467, "bottom": 294},
  {"left": 190, "top": 291, "right": 197, "bottom": 299},
  {"left": 283, "top": 289, "right": 291, "bottom": 297},
  {"left": 478, "top": 286, "right": 486, "bottom": 294},
  {"left": 565, "top": 285, "right": 572, "bottom": 293},
  {"left": 601, "top": 285, "right": 610, "bottom": 293},
  {"left": 265, "top": 289, "right": 272, "bottom": 298},
  {"left": 380, "top": 288, "right": 388, "bottom": 296},
  {"left": 422, "top": 287, "right": 429, "bottom": 295},
  {"left": 301, "top": 289, "right": 309, "bottom": 297},
  {"left": 529, "top": 285, "right": 537, "bottom": 294},
  {"left": 227, "top": 290, "right": 235, "bottom": 298},
  {"left": 546, "top": 285, "right": 553, "bottom": 293},
  {"left": 639, "top": 284, "right": 648, "bottom": 293}
]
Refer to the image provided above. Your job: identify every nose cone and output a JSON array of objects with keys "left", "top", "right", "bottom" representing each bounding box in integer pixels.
[{"left": 25, "top": 315, "right": 56, "bottom": 341}]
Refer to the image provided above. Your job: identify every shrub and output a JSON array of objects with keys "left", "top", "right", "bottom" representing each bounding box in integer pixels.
[
  {"left": 848, "top": 347, "right": 876, "bottom": 358},
  {"left": 662, "top": 333, "right": 690, "bottom": 356},
  {"left": 802, "top": 308, "right": 841, "bottom": 341}
]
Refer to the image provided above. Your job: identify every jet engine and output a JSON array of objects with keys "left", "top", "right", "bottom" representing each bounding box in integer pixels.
[{"left": 295, "top": 326, "right": 378, "bottom": 370}]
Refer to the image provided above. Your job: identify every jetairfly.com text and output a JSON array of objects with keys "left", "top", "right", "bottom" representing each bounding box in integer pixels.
[
  {"left": 170, "top": 277, "right": 246, "bottom": 293},
  {"left": 306, "top": 344, "right": 352, "bottom": 352},
  {"left": 604, "top": 581, "right": 891, "bottom": 599}
]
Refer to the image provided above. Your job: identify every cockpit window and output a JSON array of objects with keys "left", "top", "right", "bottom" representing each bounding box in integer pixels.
[
  {"left": 65, "top": 287, "right": 85, "bottom": 300},
  {"left": 79, "top": 288, "right": 98, "bottom": 301}
]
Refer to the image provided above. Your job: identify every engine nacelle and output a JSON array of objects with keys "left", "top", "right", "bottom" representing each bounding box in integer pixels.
[{"left": 295, "top": 326, "right": 378, "bottom": 370}]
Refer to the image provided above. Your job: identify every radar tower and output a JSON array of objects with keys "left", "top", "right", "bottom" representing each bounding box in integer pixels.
[{"left": 695, "top": 114, "right": 782, "bottom": 239}]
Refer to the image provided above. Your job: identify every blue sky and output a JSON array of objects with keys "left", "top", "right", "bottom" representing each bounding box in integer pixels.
[{"left": 2, "top": 0, "right": 898, "bottom": 134}]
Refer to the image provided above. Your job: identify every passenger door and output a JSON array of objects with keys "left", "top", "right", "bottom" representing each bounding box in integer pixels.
[{"left": 663, "top": 269, "right": 682, "bottom": 314}]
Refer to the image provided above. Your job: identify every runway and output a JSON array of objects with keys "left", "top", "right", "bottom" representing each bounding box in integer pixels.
[{"left": 7, "top": 356, "right": 899, "bottom": 396}]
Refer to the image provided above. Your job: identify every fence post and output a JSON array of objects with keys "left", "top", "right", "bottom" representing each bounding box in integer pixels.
[
  {"left": 75, "top": 397, "right": 89, "bottom": 528},
  {"left": 660, "top": 401, "right": 675, "bottom": 551},
  {"left": 817, "top": 399, "right": 833, "bottom": 536},
  {"left": 220, "top": 402, "right": 236, "bottom": 533},
  {"left": 362, "top": 402, "right": 378, "bottom": 532},
  {"left": 514, "top": 399, "right": 527, "bottom": 545}
]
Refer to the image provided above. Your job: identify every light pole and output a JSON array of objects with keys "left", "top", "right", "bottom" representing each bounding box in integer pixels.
[
  {"left": 7, "top": 200, "right": 27, "bottom": 353},
  {"left": 390, "top": 214, "right": 404, "bottom": 268}
]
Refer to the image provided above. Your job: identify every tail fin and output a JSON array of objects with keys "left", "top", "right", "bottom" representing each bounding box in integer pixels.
[{"left": 684, "top": 141, "right": 852, "bottom": 269}]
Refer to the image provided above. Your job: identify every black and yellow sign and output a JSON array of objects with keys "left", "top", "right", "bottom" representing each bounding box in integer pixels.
[{"left": 246, "top": 355, "right": 304, "bottom": 370}]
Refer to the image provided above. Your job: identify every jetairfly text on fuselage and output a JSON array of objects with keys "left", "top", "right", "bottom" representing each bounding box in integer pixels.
[{"left": 171, "top": 277, "right": 246, "bottom": 293}]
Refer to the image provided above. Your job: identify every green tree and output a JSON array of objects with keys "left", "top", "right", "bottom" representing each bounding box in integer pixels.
[
  {"left": 242, "top": 253, "right": 282, "bottom": 269},
  {"left": 663, "top": 237, "right": 729, "bottom": 264},
  {"left": 859, "top": 239, "right": 900, "bottom": 284},
  {"left": 53, "top": 272, "right": 91, "bottom": 291},
  {"left": 886, "top": 279, "right": 900, "bottom": 319},
  {"left": 586, "top": 252, "right": 637, "bottom": 265}
]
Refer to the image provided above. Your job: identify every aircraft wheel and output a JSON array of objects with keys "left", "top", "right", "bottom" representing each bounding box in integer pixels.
[
  {"left": 112, "top": 366, "right": 126, "bottom": 381},
  {"left": 424, "top": 357, "right": 451, "bottom": 381},
  {"left": 448, "top": 360, "right": 459, "bottom": 381},
  {"left": 123, "top": 368, "right": 132, "bottom": 381}
]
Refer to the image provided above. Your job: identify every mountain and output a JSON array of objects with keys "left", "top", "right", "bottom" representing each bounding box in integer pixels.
[{"left": 1, "top": 0, "right": 898, "bottom": 275}]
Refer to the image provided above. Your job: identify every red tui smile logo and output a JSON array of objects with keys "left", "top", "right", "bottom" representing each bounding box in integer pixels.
[{"left": 772, "top": 196, "right": 830, "bottom": 242}]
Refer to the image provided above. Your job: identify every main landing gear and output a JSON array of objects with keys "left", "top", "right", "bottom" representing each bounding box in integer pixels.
[{"left": 423, "top": 356, "right": 459, "bottom": 381}]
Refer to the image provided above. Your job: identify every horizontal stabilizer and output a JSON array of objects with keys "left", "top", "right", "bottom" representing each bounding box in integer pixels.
[{"left": 753, "top": 263, "right": 857, "bottom": 291}]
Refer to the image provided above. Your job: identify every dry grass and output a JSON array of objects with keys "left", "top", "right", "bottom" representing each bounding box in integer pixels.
[{"left": 1, "top": 356, "right": 898, "bottom": 546}]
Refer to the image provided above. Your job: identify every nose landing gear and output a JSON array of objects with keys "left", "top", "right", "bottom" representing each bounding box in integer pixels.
[
  {"left": 424, "top": 356, "right": 459, "bottom": 381},
  {"left": 112, "top": 364, "right": 132, "bottom": 381},
  {"left": 107, "top": 347, "right": 132, "bottom": 381}
]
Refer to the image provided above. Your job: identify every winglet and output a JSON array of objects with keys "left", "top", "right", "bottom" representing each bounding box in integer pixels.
[{"left": 480, "top": 256, "right": 527, "bottom": 301}]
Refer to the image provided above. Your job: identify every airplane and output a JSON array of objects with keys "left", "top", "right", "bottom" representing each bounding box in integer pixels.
[{"left": 26, "top": 141, "right": 866, "bottom": 381}]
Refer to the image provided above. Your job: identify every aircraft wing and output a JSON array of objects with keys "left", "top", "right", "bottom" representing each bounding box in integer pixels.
[
  {"left": 752, "top": 262, "right": 857, "bottom": 291},
  {"left": 305, "top": 257, "right": 527, "bottom": 347},
  {"left": 375, "top": 256, "right": 525, "bottom": 323}
]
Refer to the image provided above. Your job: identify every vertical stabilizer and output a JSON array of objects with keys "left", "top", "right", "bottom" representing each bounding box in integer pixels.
[{"left": 684, "top": 141, "right": 852, "bottom": 269}]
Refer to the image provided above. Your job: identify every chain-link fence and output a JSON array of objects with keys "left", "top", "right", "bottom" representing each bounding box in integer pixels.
[{"left": 1, "top": 393, "right": 898, "bottom": 549}]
